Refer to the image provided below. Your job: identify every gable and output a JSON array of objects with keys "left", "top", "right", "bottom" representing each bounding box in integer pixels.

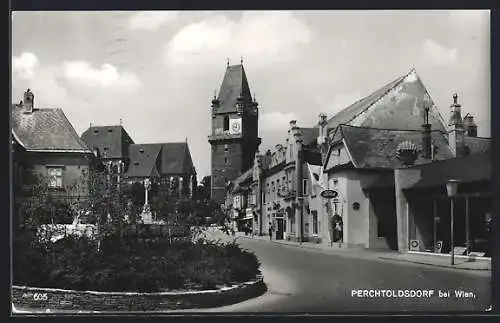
[
  {"left": 324, "top": 141, "right": 353, "bottom": 172},
  {"left": 160, "top": 143, "right": 195, "bottom": 175},
  {"left": 81, "top": 125, "right": 134, "bottom": 159},
  {"left": 326, "top": 69, "right": 447, "bottom": 133},
  {"left": 124, "top": 144, "right": 162, "bottom": 178}
]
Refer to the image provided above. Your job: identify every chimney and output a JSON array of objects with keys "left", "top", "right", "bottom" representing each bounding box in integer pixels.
[
  {"left": 422, "top": 105, "right": 432, "bottom": 160},
  {"left": 317, "top": 113, "right": 329, "bottom": 164},
  {"left": 463, "top": 113, "right": 478, "bottom": 137},
  {"left": 23, "top": 89, "right": 34, "bottom": 113},
  {"left": 448, "top": 93, "right": 466, "bottom": 157}
]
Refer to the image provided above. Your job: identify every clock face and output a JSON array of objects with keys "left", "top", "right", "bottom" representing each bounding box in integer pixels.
[{"left": 229, "top": 118, "right": 242, "bottom": 134}]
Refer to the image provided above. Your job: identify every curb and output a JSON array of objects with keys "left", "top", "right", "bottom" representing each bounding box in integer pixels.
[
  {"left": 11, "top": 277, "right": 267, "bottom": 312},
  {"left": 238, "top": 235, "right": 491, "bottom": 272},
  {"left": 236, "top": 235, "right": 366, "bottom": 254},
  {"left": 378, "top": 257, "right": 491, "bottom": 272}
]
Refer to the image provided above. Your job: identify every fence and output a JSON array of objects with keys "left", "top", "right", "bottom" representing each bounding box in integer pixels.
[{"left": 36, "top": 223, "right": 190, "bottom": 243}]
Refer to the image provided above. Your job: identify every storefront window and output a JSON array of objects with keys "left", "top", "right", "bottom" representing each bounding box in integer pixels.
[
  {"left": 408, "top": 195, "right": 491, "bottom": 256},
  {"left": 312, "top": 211, "right": 318, "bottom": 234}
]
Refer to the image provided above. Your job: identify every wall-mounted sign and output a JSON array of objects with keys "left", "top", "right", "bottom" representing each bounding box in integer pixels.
[
  {"left": 409, "top": 239, "right": 420, "bottom": 251},
  {"left": 320, "top": 189, "right": 338, "bottom": 199}
]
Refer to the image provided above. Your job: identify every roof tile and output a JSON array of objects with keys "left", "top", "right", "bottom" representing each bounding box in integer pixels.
[{"left": 12, "top": 104, "right": 91, "bottom": 152}]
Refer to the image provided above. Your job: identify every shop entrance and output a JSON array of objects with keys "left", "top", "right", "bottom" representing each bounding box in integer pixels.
[{"left": 275, "top": 218, "right": 284, "bottom": 240}]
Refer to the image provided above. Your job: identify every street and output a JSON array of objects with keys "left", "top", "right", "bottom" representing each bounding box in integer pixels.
[
  {"left": 191, "top": 231, "right": 491, "bottom": 313},
  {"left": 13, "top": 231, "right": 491, "bottom": 314}
]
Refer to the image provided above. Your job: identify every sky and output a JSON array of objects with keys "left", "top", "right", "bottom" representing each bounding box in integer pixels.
[{"left": 11, "top": 10, "right": 491, "bottom": 181}]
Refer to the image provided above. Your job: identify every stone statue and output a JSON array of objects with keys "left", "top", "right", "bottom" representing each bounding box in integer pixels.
[{"left": 140, "top": 178, "right": 153, "bottom": 224}]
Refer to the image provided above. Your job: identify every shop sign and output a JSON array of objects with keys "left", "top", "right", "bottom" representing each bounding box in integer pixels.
[{"left": 320, "top": 189, "right": 338, "bottom": 199}]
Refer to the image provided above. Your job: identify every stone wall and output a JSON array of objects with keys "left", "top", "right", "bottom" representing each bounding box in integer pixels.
[{"left": 12, "top": 277, "right": 266, "bottom": 311}]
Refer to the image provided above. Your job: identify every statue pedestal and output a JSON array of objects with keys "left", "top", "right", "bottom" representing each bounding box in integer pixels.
[{"left": 140, "top": 204, "right": 153, "bottom": 224}]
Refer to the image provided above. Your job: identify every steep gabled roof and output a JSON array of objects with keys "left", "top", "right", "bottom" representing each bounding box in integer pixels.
[
  {"left": 327, "top": 124, "right": 453, "bottom": 170},
  {"left": 124, "top": 144, "right": 162, "bottom": 178},
  {"left": 216, "top": 64, "right": 253, "bottom": 114},
  {"left": 325, "top": 68, "right": 447, "bottom": 133},
  {"left": 12, "top": 103, "right": 91, "bottom": 153},
  {"left": 326, "top": 72, "right": 409, "bottom": 129},
  {"left": 158, "top": 142, "right": 196, "bottom": 175},
  {"left": 301, "top": 127, "right": 320, "bottom": 147},
  {"left": 81, "top": 125, "right": 135, "bottom": 159}
]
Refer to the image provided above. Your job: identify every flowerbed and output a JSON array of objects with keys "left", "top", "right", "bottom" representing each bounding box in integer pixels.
[{"left": 13, "top": 229, "right": 261, "bottom": 293}]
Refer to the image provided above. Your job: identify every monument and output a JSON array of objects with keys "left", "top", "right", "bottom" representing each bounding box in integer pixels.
[{"left": 140, "top": 178, "right": 154, "bottom": 224}]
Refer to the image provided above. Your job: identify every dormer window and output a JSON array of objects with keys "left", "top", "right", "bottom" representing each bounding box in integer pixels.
[
  {"left": 133, "top": 161, "right": 139, "bottom": 165},
  {"left": 94, "top": 129, "right": 99, "bottom": 133},
  {"left": 139, "top": 148, "right": 144, "bottom": 153},
  {"left": 108, "top": 128, "right": 113, "bottom": 132}
]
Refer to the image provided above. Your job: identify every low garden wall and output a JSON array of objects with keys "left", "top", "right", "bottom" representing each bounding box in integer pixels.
[{"left": 12, "top": 276, "right": 266, "bottom": 311}]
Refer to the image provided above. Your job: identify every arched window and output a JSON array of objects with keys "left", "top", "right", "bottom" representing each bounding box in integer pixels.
[{"left": 223, "top": 116, "right": 230, "bottom": 131}]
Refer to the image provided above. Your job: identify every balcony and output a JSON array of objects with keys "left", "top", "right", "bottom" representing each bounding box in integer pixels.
[{"left": 208, "top": 131, "right": 242, "bottom": 143}]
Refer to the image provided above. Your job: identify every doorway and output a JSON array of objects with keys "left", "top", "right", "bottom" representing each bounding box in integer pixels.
[{"left": 276, "top": 218, "right": 284, "bottom": 240}]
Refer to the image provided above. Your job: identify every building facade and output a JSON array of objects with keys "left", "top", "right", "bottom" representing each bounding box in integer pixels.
[
  {"left": 208, "top": 63, "right": 261, "bottom": 205},
  {"left": 12, "top": 89, "right": 94, "bottom": 224},
  {"left": 123, "top": 143, "right": 197, "bottom": 199}
]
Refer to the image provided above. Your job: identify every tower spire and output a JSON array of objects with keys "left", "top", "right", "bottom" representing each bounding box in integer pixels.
[
  {"left": 240, "top": 56, "right": 244, "bottom": 65},
  {"left": 226, "top": 57, "right": 230, "bottom": 67}
]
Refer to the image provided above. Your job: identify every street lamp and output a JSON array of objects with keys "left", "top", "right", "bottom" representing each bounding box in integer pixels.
[{"left": 446, "top": 179, "right": 460, "bottom": 265}]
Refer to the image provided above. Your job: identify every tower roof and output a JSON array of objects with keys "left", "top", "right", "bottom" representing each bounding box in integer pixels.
[{"left": 215, "top": 64, "right": 253, "bottom": 114}]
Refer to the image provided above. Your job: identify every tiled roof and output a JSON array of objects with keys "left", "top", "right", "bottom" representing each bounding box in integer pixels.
[
  {"left": 12, "top": 103, "right": 91, "bottom": 152},
  {"left": 124, "top": 142, "right": 195, "bottom": 177},
  {"left": 159, "top": 142, "right": 195, "bottom": 175},
  {"left": 326, "top": 71, "right": 409, "bottom": 129},
  {"left": 81, "top": 125, "right": 135, "bottom": 159},
  {"left": 336, "top": 125, "right": 454, "bottom": 169},
  {"left": 216, "top": 64, "right": 253, "bottom": 114},
  {"left": 464, "top": 136, "right": 491, "bottom": 155},
  {"left": 409, "top": 152, "right": 491, "bottom": 189},
  {"left": 124, "top": 144, "right": 162, "bottom": 178},
  {"left": 325, "top": 69, "right": 447, "bottom": 133},
  {"left": 301, "top": 127, "right": 319, "bottom": 146}
]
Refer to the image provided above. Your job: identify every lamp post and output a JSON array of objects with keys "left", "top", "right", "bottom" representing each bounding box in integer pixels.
[{"left": 446, "top": 179, "right": 460, "bottom": 265}]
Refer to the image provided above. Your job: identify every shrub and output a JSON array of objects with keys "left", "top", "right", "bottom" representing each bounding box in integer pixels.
[{"left": 13, "top": 229, "right": 261, "bottom": 293}]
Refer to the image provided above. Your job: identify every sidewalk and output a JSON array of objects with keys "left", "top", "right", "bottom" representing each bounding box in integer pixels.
[{"left": 235, "top": 232, "right": 491, "bottom": 272}]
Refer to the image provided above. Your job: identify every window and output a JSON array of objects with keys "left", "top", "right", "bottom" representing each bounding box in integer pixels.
[
  {"left": 224, "top": 157, "right": 228, "bottom": 165},
  {"left": 333, "top": 148, "right": 340, "bottom": 156},
  {"left": 303, "top": 179, "right": 308, "bottom": 195},
  {"left": 223, "top": 116, "right": 230, "bottom": 131},
  {"left": 333, "top": 179, "right": 338, "bottom": 187},
  {"left": 48, "top": 167, "right": 63, "bottom": 188},
  {"left": 224, "top": 144, "right": 229, "bottom": 153},
  {"left": 312, "top": 211, "right": 318, "bottom": 235}
]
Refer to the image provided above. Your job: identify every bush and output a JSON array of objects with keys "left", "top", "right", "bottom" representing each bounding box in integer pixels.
[{"left": 13, "top": 229, "right": 261, "bottom": 293}]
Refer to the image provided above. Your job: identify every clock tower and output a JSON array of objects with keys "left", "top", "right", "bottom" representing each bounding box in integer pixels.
[{"left": 208, "top": 63, "right": 261, "bottom": 204}]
